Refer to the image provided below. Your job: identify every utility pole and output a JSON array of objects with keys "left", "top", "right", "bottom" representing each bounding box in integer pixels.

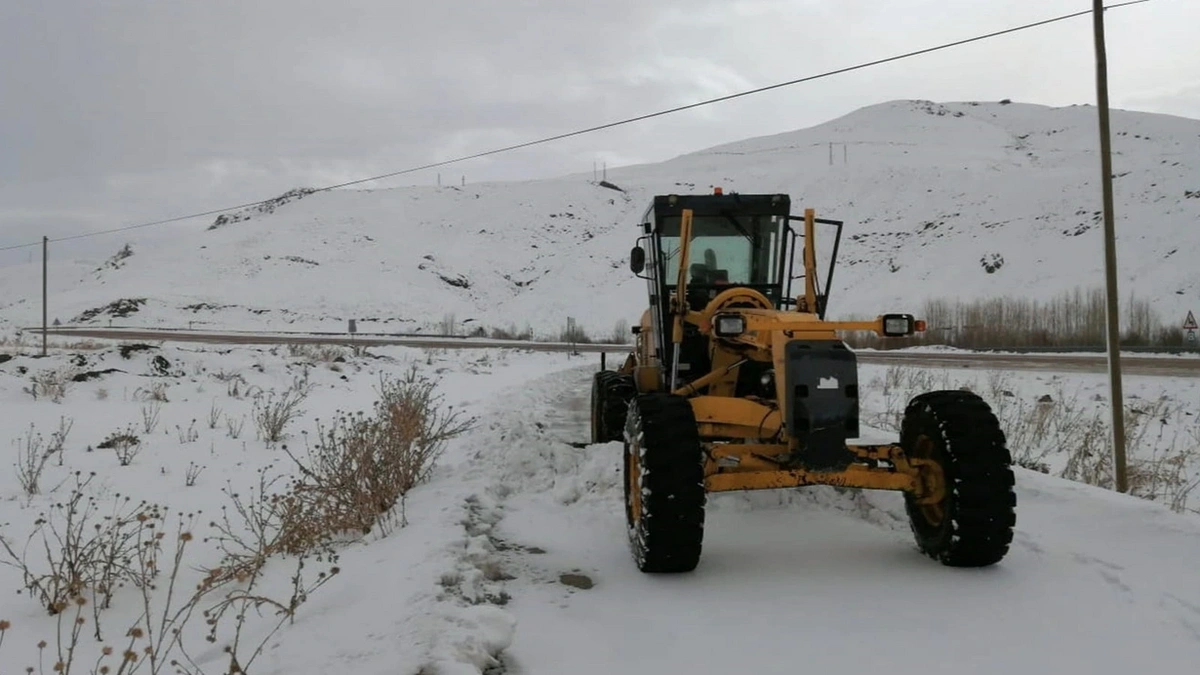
[
  {"left": 1092, "top": 0, "right": 1128, "bottom": 493},
  {"left": 828, "top": 142, "right": 833, "bottom": 165},
  {"left": 42, "top": 236, "right": 48, "bottom": 356}
]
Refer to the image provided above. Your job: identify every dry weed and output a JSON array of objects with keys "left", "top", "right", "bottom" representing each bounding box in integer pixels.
[
  {"left": 1059, "top": 396, "right": 1200, "bottom": 509},
  {"left": 207, "top": 401, "right": 223, "bottom": 430},
  {"left": 184, "top": 462, "right": 205, "bottom": 487},
  {"left": 253, "top": 376, "right": 313, "bottom": 446},
  {"left": 142, "top": 400, "right": 162, "bottom": 434},
  {"left": 287, "top": 343, "right": 348, "bottom": 363},
  {"left": 135, "top": 382, "right": 170, "bottom": 403},
  {"left": 25, "top": 367, "right": 75, "bottom": 403},
  {"left": 175, "top": 419, "right": 199, "bottom": 444},
  {"left": 874, "top": 366, "right": 1200, "bottom": 513},
  {"left": 0, "top": 474, "right": 166, "bottom": 622},
  {"left": 225, "top": 415, "right": 245, "bottom": 440},
  {"left": 0, "top": 473, "right": 343, "bottom": 674},
  {"left": 281, "top": 364, "right": 476, "bottom": 544},
  {"left": 0, "top": 364, "right": 475, "bottom": 673},
  {"left": 13, "top": 418, "right": 73, "bottom": 496},
  {"left": 99, "top": 428, "right": 142, "bottom": 466}
]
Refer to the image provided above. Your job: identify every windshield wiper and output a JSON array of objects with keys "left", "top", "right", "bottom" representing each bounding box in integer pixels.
[{"left": 719, "top": 209, "right": 756, "bottom": 245}]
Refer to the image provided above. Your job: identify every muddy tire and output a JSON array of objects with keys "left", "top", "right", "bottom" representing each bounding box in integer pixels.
[
  {"left": 623, "top": 393, "right": 706, "bottom": 573},
  {"left": 590, "top": 371, "right": 635, "bottom": 444},
  {"left": 901, "top": 390, "right": 1016, "bottom": 567}
]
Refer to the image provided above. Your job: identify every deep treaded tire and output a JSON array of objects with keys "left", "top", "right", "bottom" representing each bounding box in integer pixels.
[
  {"left": 590, "top": 371, "right": 635, "bottom": 444},
  {"left": 900, "top": 390, "right": 1016, "bottom": 567},
  {"left": 623, "top": 393, "right": 706, "bottom": 573}
]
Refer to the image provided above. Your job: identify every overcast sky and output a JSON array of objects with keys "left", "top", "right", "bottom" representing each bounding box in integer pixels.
[{"left": 1, "top": 0, "right": 1197, "bottom": 264}]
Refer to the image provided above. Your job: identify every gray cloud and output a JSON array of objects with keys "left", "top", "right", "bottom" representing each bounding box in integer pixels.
[{"left": 2, "top": 0, "right": 1197, "bottom": 263}]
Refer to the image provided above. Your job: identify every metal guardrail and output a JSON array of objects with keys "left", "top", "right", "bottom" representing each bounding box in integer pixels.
[
  {"left": 20, "top": 325, "right": 633, "bottom": 354},
  {"left": 15, "top": 326, "right": 1200, "bottom": 377},
  {"left": 975, "top": 345, "right": 1196, "bottom": 354},
  {"left": 25, "top": 324, "right": 470, "bottom": 340},
  {"left": 23, "top": 326, "right": 1196, "bottom": 355},
  {"left": 863, "top": 345, "right": 1197, "bottom": 355}
]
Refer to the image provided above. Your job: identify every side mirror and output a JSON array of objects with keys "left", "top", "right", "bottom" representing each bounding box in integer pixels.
[{"left": 630, "top": 246, "right": 646, "bottom": 274}]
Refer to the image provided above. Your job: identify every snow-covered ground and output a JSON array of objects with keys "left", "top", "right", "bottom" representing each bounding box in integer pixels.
[
  {"left": 3, "top": 96, "right": 1199, "bottom": 675},
  {"left": 3, "top": 344, "right": 1199, "bottom": 673},
  {"left": 2, "top": 99, "right": 1198, "bottom": 339}
]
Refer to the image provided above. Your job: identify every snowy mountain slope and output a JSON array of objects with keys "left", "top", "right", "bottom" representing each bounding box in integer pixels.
[{"left": 3, "top": 99, "right": 1199, "bottom": 337}]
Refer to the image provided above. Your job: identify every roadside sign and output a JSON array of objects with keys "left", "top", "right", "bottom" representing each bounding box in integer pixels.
[
  {"left": 1188, "top": 330, "right": 1197, "bottom": 344},
  {"left": 348, "top": 319, "right": 357, "bottom": 334},
  {"left": 1185, "top": 311, "right": 1198, "bottom": 331}
]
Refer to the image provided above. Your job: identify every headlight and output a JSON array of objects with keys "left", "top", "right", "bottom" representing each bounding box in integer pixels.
[
  {"left": 882, "top": 313, "right": 915, "bottom": 337},
  {"left": 714, "top": 314, "right": 746, "bottom": 337}
]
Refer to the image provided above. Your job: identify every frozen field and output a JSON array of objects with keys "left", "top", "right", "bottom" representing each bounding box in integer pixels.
[{"left": 3, "top": 343, "right": 1199, "bottom": 674}]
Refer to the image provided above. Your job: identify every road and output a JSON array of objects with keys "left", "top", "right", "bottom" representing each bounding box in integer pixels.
[{"left": 24, "top": 326, "right": 1200, "bottom": 377}]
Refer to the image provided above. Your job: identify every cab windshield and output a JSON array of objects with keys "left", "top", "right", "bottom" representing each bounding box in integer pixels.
[{"left": 658, "top": 213, "right": 783, "bottom": 287}]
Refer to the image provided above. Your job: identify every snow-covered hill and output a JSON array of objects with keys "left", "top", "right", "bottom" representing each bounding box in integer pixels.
[{"left": 3, "top": 99, "right": 1199, "bottom": 337}]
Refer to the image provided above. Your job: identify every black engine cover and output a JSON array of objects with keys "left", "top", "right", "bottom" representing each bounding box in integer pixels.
[{"left": 783, "top": 339, "right": 860, "bottom": 472}]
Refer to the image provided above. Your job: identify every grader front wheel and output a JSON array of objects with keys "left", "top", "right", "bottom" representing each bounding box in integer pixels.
[
  {"left": 623, "top": 394, "right": 706, "bottom": 573},
  {"left": 900, "top": 390, "right": 1017, "bottom": 567}
]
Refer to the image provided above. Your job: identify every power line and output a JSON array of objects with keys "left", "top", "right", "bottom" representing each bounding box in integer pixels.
[{"left": 0, "top": 0, "right": 1149, "bottom": 253}]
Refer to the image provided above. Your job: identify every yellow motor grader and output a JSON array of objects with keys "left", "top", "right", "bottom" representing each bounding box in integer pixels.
[{"left": 591, "top": 189, "right": 1016, "bottom": 573}]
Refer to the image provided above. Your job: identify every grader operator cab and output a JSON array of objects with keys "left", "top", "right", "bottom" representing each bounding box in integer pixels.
[{"left": 591, "top": 189, "right": 1016, "bottom": 573}]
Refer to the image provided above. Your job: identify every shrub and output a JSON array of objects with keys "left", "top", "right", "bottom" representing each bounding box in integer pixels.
[
  {"left": 25, "top": 368, "right": 74, "bottom": 403},
  {"left": 0, "top": 474, "right": 166, "bottom": 619},
  {"left": 282, "top": 364, "right": 476, "bottom": 544},
  {"left": 13, "top": 419, "right": 72, "bottom": 497},
  {"left": 488, "top": 323, "right": 534, "bottom": 341},
  {"left": 286, "top": 343, "right": 347, "bottom": 363},
  {"left": 98, "top": 428, "right": 141, "bottom": 466},
  {"left": 253, "top": 376, "right": 312, "bottom": 446},
  {"left": 142, "top": 399, "right": 162, "bottom": 434},
  {"left": 868, "top": 365, "right": 1200, "bottom": 513}
]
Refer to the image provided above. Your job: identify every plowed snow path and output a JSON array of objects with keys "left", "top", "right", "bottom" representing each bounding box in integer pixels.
[{"left": 464, "top": 364, "right": 1200, "bottom": 675}]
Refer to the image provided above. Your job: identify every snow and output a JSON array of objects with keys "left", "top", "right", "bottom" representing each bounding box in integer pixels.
[
  {"left": 2, "top": 99, "right": 1198, "bottom": 339},
  {"left": 0, "top": 343, "right": 577, "bottom": 673},
  {"left": 4, "top": 343, "right": 1200, "bottom": 673},
  {"left": 3, "top": 98, "right": 1200, "bottom": 673},
  {"left": 427, "top": 362, "right": 1200, "bottom": 675},
  {"left": 497, "top": 472, "right": 1200, "bottom": 675}
]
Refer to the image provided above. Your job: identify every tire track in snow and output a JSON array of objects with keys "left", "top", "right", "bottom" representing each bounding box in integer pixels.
[{"left": 419, "top": 364, "right": 610, "bottom": 674}]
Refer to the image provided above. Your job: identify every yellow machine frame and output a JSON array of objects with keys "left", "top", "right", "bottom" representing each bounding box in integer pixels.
[{"left": 616, "top": 207, "right": 943, "bottom": 504}]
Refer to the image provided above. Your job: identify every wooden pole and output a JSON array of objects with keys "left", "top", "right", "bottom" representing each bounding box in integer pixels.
[
  {"left": 42, "top": 236, "right": 48, "bottom": 356},
  {"left": 1092, "top": 0, "right": 1128, "bottom": 493}
]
